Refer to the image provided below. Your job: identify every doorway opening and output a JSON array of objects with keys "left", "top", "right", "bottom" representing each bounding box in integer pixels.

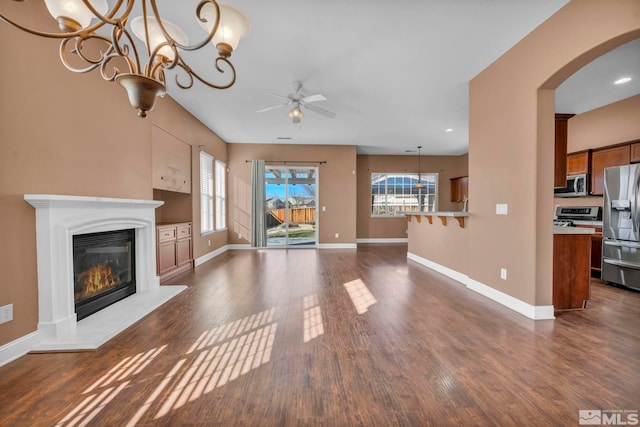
[{"left": 265, "top": 166, "right": 318, "bottom": 247}]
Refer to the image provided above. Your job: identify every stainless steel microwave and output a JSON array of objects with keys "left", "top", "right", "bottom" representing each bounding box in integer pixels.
[{"left": 554, "top": 174, "right": 588, "bottom": 197}]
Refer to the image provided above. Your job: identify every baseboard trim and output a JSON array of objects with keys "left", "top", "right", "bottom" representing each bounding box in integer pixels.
[
  {"left": 356, "top": 238, "right": 408, "bottom": 244},
  {"left": 0, "top": 331, "right": 40, "bottom": 367},
  {"left": 407, "top": 252, "right": 555, "bottom": 320},
  {"left": 318, "top": 243, "right": 358, "bottom": 249},
  {"left": 226, "top": 244, "right": 254, "bottom": 250},
  {"left": 195, "top": 244, "right": 231, "bottom": 267}
]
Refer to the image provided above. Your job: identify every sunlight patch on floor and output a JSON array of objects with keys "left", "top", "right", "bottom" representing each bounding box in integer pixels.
[
  {"left": 343, "top": 279, "right": 377, "bottom": 314},
  {"left": 303, "top": 294, "right": 324, "bottom": 342},
  {"left": 154, "top": 313, "right": 278, "bottom": 419}
]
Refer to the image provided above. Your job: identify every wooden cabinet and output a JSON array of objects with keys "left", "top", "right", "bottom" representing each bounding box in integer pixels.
[
  {"left": 631, "top": 142, "right": 640, "bottom": 163},
  {"left": 553, "top": 233, "right": 592, "bottom": 311},
  {"left": 156, "top": 222, "right": 193, "bottom": 283},
  {"left": 152, "top": 124, "right": 192, "bottom": 194},
  {"left": 566, "top": 150, "right": 590, "bottom": 175},
  {"left": 554, "top": 114, "right": 575, "bottom": 187},
  {"left": 590, "top": 145, "right": 630, "bottom": 195},
  {"left": 450, "top": 176, "right": 468, "bottom": 202},
  {"left": 591, "top": 229, "right": 602, "bottom": 277}
]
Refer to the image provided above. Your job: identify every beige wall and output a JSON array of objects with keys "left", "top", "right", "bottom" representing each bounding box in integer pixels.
[
  {"left": 356, "top": 154, "right": 468, "bottom": 239},
  {"left": 469, "top": 0, "right": 640, "bottom": 307},
  {"left": 0, "top": 5, "right": 229, "bottom": 346},
  {"left": 226, "top": 144, "right": 357, "bottom": 245},
  {"left": 407, "top": 218, "right": 468, "bottom": 274}
]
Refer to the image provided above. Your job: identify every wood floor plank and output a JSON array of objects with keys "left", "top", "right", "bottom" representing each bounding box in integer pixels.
[{"left": 1, "top": 244, "right": 639, "bottom": 426}]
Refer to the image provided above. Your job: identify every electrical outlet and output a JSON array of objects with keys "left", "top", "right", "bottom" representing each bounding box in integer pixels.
[
  {"left": 500, "top": 268, "right": 507, "bottom": 280},
  {"left": 0, "top": 304, "right": 13, "bottom": 324},
  {"left": 208, "top": 240, "right": 211, "bottom": 247},
  {"left": 238, "top": 233, "right": 242, "bottom": 240},
  {"left": 335, "top": 233, "right": 340, "bottom": 239},
  {"left": 496, "top": 204, "right": 508, "bottom": 215},
  {"left": 322, "top": 206, "right": 326, "bottom": 212}
]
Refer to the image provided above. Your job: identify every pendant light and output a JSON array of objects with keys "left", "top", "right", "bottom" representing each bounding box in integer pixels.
[{"left": 416, "top": 145, "right": 424, "bottom": 189}]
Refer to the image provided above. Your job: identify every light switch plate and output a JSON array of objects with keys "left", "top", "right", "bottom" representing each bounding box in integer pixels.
[{"left": 496, "top": 204, "right": 508, "bottom": 215}]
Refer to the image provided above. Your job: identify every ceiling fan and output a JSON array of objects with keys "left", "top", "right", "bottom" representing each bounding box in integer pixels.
[{"left": 257, "top": 82, "right": 336, "bottom": 124}]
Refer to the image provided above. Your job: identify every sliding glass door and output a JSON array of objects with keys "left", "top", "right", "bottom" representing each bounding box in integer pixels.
[{"left": 265, "top": 166, "right": 317, "bottom": 247}]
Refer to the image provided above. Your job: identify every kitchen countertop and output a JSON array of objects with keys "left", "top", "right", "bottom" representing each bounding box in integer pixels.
[
  {"left": 404, "top": 211, "right": 469, "bottom": 217},
  {"left": 553, "top": 226, "right": 596, "bottom": 235},
  {"left": 571, "top": 220, "right": 603, "bottom": 227}
]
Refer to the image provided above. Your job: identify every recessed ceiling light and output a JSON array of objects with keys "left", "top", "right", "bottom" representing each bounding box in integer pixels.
[
  {"left": 445, "top": 128, "right": 454, "bottom": 132},
  {"left": 614, "top": 77, "right": 632, "bottom": 85}
]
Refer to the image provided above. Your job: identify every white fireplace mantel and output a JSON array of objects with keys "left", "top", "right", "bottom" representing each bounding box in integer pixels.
[{"left": 24, "top": 194, "right": 186, "bottom": 351}]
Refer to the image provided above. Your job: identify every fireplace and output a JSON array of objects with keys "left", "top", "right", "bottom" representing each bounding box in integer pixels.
[
  {"left": 23, "top": 194, "right": 186, "bottom": 351},
  {"left": 73, "top": 229, "right": 136, "bottom": 320}
]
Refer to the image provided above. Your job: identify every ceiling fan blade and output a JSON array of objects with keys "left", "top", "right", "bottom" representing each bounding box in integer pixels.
[
  {"left": 303, "top": 102, "right": 336, "bottom": 119},
  {"left": 267, "top": 92, "right": 290, "bottom": 101},
  {"left": 257, "top": 103, "right": 287, "bottom": 113},
  {"left": 301, "top": 94, "right": 327, "bottom": 103}
]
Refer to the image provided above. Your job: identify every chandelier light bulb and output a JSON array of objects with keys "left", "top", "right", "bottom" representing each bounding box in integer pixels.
[
  {"left": 199, "top": 3, "right": 251, "bottom": 57},
  {"left": 44, "top": 0, "right": 108, "bottom": 31},
  {"left": 131, "top": 16, "right": 189, "bottom": 62}
]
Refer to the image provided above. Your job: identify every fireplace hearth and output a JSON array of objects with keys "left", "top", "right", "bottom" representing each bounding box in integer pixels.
[{"left": 73, "top": 229, "right": 136, "bottom": 320}]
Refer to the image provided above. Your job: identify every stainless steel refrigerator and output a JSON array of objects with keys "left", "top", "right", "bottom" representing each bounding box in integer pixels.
[{"left": 602, "top": 164, "right": 640, "bottom": 290}]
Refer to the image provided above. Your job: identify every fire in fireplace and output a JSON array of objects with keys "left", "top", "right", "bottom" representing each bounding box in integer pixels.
[{"left": 73, "top": 229, "right": 136, "bottom": 320}]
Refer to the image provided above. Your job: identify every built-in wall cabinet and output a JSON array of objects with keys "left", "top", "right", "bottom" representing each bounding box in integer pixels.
[
  {"left": 156, "top": 222, "right": 193, "bottom": 284},
  {"left": 152, "top": 124, "right": 192, "bottom": 194},
  {"left": 450, "top": 176, "right": 468, "bottom": 202}
]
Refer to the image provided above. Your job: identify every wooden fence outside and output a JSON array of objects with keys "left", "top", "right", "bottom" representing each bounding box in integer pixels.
[{"left": 269, "top": 207, "right": 316, "bottom": 225}]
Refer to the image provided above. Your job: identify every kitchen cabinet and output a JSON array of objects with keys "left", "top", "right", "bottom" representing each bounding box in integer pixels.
[
  {"left": 157, "top": 222, "right": 193, "bottom": 283},
  {"left": 554, "top": 114, "right": 575, "bottom": 187},
  {"left": 630, "top": 142, "right": 640, "bottom": 163},
  {"left": 152, "top": 124, "right": 192, "bottom": 194},
  {"left": 566, "top": 150, "right": 590, "bottom": 175},
  {"left": 590, "top": 145, "right": 630, "bottom": 195},
  {"left": 450, "top": 176, "right": 468, "bottom": 202},
  {"left": 553, "top": 232, "right": 592, "bottom": 311}
]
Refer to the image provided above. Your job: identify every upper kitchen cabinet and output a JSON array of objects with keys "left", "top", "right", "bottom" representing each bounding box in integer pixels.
[
  {"left": 554, "top": 114, "right": 575, "bottom": 188},
  {"left": 590, "top": 144, "right": 630, "bottom": 196},
  {"left": 450, "top": 176, "right": 469, "bottom": 202},
  {"left": 567, "top": 150, "right": 590, "bottom": 175},
  {"left": 152, "top": 125, "right": 192, "bottom": 194},
  {"left": 630, "top": 141, "right": 640, "bottom": 163}
]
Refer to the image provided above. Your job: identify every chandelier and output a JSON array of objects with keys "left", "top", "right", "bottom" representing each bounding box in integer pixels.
[{"left": 1, "top": 0, "right": 250, "bottom": 117}]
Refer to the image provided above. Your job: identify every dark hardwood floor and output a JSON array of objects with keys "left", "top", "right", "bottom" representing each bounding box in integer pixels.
[{"left": 1, "top": 244, "right": 639, "bottom": 426}]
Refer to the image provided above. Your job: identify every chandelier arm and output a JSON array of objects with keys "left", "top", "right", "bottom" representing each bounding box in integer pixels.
[
  {"left": 79, "top": 0, "right": 129, "bottom": 26},
  {"left": 75, "top": 33, "right": 115, "bottom": 64},
  {"left": 110, "top": 24, "right": 142, "bottom": 75},
  {"left": 58, "top": 38, "right": 106, "bottom": 74},
  {"left": 182, "top": 57, "right": 236, "bottom": 90},
  {"left": 148, "top": 0, "right": 221, "bottom": 52},
  {"left": 173, "top": 64, "right": 195, "bottom": 90}
]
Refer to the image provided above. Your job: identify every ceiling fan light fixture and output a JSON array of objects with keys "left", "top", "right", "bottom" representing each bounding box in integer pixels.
[{"left": 289, "top": 106, "right": 304, "bottom": 123}]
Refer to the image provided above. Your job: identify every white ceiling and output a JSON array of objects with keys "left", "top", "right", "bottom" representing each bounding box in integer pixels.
[{"left": 154, "top": 1, "right": 637, "bottom": 155}]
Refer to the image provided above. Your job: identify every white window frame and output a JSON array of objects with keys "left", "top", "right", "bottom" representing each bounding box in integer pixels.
[
  {"left": 215, "top": 160, "right": 227, "bottom": 231},
  {"left": 200, "top": 151, "right": 214, "bottom": 235},
  {"left": 370, "top": 172, "right": 438, "bottom": 217}
]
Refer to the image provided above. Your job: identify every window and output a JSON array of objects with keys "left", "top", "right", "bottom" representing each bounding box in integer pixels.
[
  {"left": 371, "top": 173, "right": 437, "bottom": 216},
  {"left": 200, "top": 151, "right": 214, "bottom": 234},
  {"left": 215, "top": 160, "right": 226, "bottom": 230}
]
